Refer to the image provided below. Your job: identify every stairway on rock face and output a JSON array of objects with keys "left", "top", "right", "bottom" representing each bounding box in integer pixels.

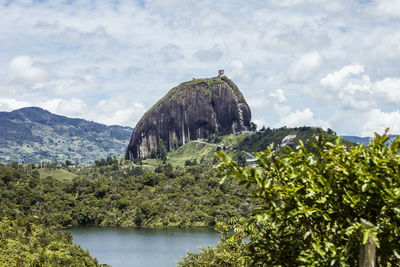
[
  {"left": 233, "top": 94, "right": 245, "bottom": 131},
  {"left": 219, "top": 81, "right": 246, "bottom": 132}
]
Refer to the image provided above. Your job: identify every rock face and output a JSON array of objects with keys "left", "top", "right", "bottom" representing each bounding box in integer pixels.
[{"left": 125, "top": 76, "right": 251, "bottom": 160}]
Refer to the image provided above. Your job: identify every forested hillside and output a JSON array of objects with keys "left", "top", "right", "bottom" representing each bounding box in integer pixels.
[
  {"left": 0, "top": 160, "right": 257, "bottom": 229},
  {"left": 237, "top": 126, "right": 339, "bottom": 152},
  {"left": 0, "top": 217, "right": 102, "bottom": 266},
  {"left": 0, "top": 107, "right": 132, "bottom": 164},
  {"left": 0, "top": 164, "right": 104, "bottom": 266}
]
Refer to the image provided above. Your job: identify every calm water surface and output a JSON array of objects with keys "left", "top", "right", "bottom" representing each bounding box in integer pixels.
[{"left": 65, "top": 226, "right": 219, "bottom": 267}]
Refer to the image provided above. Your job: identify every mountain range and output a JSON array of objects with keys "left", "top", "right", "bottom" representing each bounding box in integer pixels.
[
  {"left": 0, "top": 107, "right": 132, "bottom": 164},
  {"left": 1, "top": 106, "right": 389, "bottom": 166},
  {"left": 340, "top": 136, "right": 371, "bottom": 146}
]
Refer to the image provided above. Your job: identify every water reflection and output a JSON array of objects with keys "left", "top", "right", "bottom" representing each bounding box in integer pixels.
[{"left": 64, "top": 226, "right": 219, "bottom": 267}]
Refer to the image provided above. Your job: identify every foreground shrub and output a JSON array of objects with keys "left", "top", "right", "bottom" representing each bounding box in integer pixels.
[{"left": 181, "top": 130, "right": 400, "bottom": 266}]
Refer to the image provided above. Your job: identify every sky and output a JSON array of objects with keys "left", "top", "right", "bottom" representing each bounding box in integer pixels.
[{"left": 1, "top": 0, "right": 400, "bottom": 136}]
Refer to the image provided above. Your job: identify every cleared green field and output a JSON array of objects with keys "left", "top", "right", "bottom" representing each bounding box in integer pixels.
[
  {"left": 38, "top": 168, "right": 78, "bottom": 181},
  {"left": 220, "top": 134, "right": 246, "bottom": 147},
  {"left": 141, "top": 158, "right": 161, "bottom": 170},
  {"left": 142, "top": 141, "right": 218, "bottom": 168},
  {"left": 167, "top": 141, "right": 217, "bottom": 167},
  {"left": 141, "top": 135, "right": 245, "bottom": 168}
]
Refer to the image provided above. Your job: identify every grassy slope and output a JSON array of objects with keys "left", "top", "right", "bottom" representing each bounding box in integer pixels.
[
  {"left": 142, "top": 141, "right": 218, "bottom": 168},
  {"left": 142, "top": 134, "right": 246, "bottom": 169},
  {"left": 167, "top": 142, "right": 216, "bottom": 166},
  {"left": 38, "top": 168, "right": 78, "bottom": 181}
]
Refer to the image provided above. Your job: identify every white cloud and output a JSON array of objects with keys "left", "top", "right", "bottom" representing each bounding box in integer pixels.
[
  {"left": 320, "top": 65, "right": 375, "bottom": 111},
  {"left": 276, "top": 108, "right": 330, "bottom": 129},
  {"left": 288, "top": 51, "right": 322, "bottom": 82},
  {"left": 92, "top": 96, "right": 147, "bottom": 127},
  {"left": 270, "top": 88, "right": 286, "bottom": 103},
  {"left": 253, "top": 118, "right": 268, "bottom": 129},
  {"left": 320, "top": 64, "right": 365, "bottom": 89},
  {"left": 34, "top": 75, "right": 100, "bottom": 96},
  {"left": 0, "top": 94, "right": 146, "bottom": 128},
  {"left": 362, "top": 109, "right": 400, "bottom": 136},
  {"left": 0, "top": 0, "right": 399, "bottom": 136},
  {"left": 158, "top": 44, "right": 185, "bottom": 64},
  {"left": 376, "top": 0, "right": 400, "bottom": 17},
  {"left": 8, "top": 56, "right": 48, "bottom": 85},
  {"left": 41, "top": 98, "right": 88, "bottom": 118},
  {"left": 194, "top": 45, "right": 223, "bottom": 63},
  {"left": 269, "top": 0, "right": 341, "bottom": 8},
  {"left": 269, "top": 88, "right": 291, "bottom": 115},
  {"left": 320, "top": 64, "right": 400, "bottom": 112},
  {"left": 247, "top": 97, "right": 269, "bottom": 110},
  {"left": 373, "top": 77, "right": 400, "bottom": 104},
  {"left": 0, "top": 97, "right": 32, "bottom": 111},
  {"left": 266, "top": 88, "right": 328, "bottom": 129},
  {"left": 229, "top": 60, "right": 245, "bottom": 79}
]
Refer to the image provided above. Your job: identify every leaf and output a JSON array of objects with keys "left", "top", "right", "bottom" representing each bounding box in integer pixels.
[
  {"left": 361, "top": 183, "right": 369, "bottom": 192},
  {"left": 304, "top": 231, "right": 311, "bottom": 240},
  {"left": 322, "top": 213, "right": 331, "bottom": 221},
  {"left": 298, "top": 256, "right": 309, "bottom": 263},
  {"left": 394, "top": 207, "right": 400, "bottom": 214},
  {"left": 394, "top": 250, "right": 400, "bottom": 259},
  {"left": 362, "top": 231, "right": 369, "bottom": 245},
  {"left": 372, "top": 235, "right": 380, "bottom": 249},
  {"left": 219, "top": 174, "right": 228, "bottom": 184}
]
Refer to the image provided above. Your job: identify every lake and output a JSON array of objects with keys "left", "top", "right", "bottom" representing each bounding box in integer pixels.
[{"left": 64, "top": 226, "right": 219, "bottom": 267}]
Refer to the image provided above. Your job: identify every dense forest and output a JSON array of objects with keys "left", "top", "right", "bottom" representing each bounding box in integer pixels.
[
  {"left": 0, "top": 160, "right": 257, "bottom": 229},
  {"left": 0, "top": 163, "right": 106, "bottom": 266}
]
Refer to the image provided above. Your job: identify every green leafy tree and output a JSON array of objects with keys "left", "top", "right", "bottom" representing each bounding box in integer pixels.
[
  {"left": 0, "top": 217, "right": 101, "bottom": 266},
  {"left": 209, "top": 130, "right": 400, "bottom": 266},
  {"left": 232, "top": 151, "right": 247, "bottom": 167},
  {"left": 249, "top": 122, "right": 257, "bottom": 132},
  {"left": 157, "top": 139, "right": 167, "bottom": 163}
]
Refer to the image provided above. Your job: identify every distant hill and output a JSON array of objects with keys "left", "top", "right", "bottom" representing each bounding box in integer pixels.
[
  {"left": 237, "top": 126, "right": 342, "bottom": 153},
  {"left": 0, "top": 107, "right": 133, "bottom": 164},
  {"left": 340, "top": 136, "right": 370, "bottom": 146}
]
